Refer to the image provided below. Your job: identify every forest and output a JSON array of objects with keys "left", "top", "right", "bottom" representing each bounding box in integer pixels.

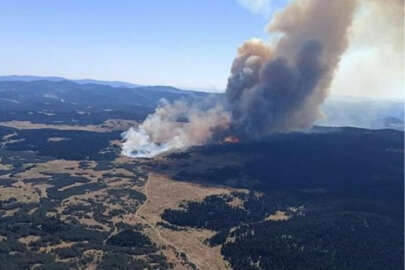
[{"left": 160, "top": 127, "right": 404, "bottom": 269}]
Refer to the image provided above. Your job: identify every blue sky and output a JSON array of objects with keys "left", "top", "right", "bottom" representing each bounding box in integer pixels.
[
  {"left": 0, "top": 0, "right": 284, "bottom": 91},
  {"left": 1, "top": 1, "right": 402, "bottom": 99}
]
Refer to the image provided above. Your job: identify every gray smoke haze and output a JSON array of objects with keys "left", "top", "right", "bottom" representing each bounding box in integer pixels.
[{"left": 122, "top": 0, "right": 403, "bottom": 158}]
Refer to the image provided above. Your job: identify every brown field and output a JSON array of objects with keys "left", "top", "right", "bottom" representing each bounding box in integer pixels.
[
  {"left": 132, "top": 173, "right": 242, "bottom": 270},
  {"left": 0, "top": 162, "right": 13, "bottom": 171},
  {"left": 40, "top": 241, "right": 75, "bottom": 253},
  {"left": 0, "top": 119, "right": 138, "bottom": 132},
  {"left": 0, "top": 185, "right": 40, "bottom": 203},
  {"left": 0, "top": 121, "right": 108, "bottom": 132},
  {"left": 19, "top": 235, "right": 41, "bottom": 245},
  {"left": 83, "top": 249, "right": 104, "bottom": 270},
  {"left": 0, "top": 131, "right": 254, "bottom": 269},
  {"left": 266, "top": 210, "right": 290, "bottom": 221}
]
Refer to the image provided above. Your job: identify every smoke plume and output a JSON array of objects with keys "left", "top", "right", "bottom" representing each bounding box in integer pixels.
[
  {"left": 121, "top": 100, "right": 230, "bottom": 158},
  {"left": 122, "top": 0, "right": 403, "bottom": 158},
  {"left": 330, "top": 0, "right": 404, "bottom": 99},
  {"left": 227, "top": 0, "right": 357, "bottom": 136}
]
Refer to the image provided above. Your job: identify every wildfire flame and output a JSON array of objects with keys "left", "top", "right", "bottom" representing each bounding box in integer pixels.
[{"left": 224, "top": 135, "right": 240, "bottom": 144}]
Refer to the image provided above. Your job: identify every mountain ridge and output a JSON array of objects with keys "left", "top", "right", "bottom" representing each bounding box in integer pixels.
[{"left": 0, "top": 75, "right": 141, "bottom": 89}]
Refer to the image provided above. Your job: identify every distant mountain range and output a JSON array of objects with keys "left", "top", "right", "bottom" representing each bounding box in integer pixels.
[
  {"left": 0, "top": 75, "right": 142, "bottom": 89},
  {"left": 0, "top": 75, "right": 403, "bottom": 130},
  {"left": 0, "top": 78, "right": 209, "bottom": 125}
]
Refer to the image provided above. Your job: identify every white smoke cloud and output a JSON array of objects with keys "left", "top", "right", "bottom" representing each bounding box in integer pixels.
[
  {"left": 330, "top": 0, "right": 404, "bottom": 100},
  {"left": 121, "top": 99, "right": 230, "bottom": 158}
]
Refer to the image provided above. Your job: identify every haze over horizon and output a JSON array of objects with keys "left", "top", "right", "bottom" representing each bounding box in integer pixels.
[{"left": 1, "top": 0, "right": 403, "bottom": 99}]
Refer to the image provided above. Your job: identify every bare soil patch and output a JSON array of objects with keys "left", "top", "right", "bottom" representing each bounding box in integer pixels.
[
  {"left": 19, "top": 235, "right": 41, "bottom": 245},
  {"left": 133, "top": 173, "right": 237, "bottom": 270},
  {"left": 266, "top": 210, "right": 290, "bottom": 221},
  {"left": 0, "top": 119, "right": 138, "bottom": 132}
]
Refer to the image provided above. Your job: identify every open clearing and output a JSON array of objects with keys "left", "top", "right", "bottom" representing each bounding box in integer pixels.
[
  {"left": 133, "top": 173, "right": 239, "bottom": 270},
  {"left": 0, "top": 119, "right": 138, "bottom": 132}
]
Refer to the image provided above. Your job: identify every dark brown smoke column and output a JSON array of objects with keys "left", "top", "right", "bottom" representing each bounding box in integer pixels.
[{"left": 226, "top": 0, "right": 357, "bottom": 137}]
